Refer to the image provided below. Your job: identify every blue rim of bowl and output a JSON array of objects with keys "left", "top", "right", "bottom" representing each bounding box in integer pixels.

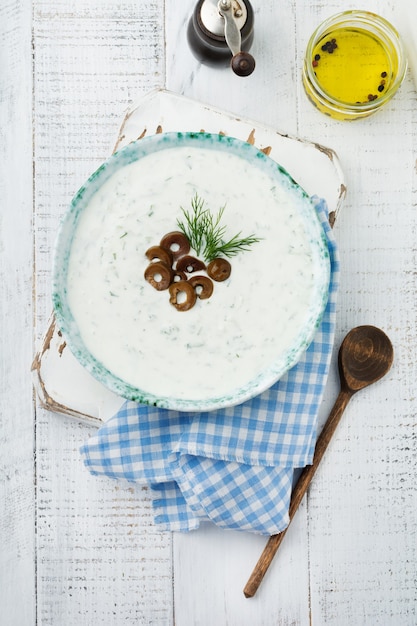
[{"left": 52, "top": 131, "right": 331, "bottom": 412}]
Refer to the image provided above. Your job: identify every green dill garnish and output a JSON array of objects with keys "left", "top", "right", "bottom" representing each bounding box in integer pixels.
[
  {"left": 176, "top": 193, "right": 261, "bottom": 262},
  {"left": 176, "top": 193, "right": 207, "bottom": 256}
]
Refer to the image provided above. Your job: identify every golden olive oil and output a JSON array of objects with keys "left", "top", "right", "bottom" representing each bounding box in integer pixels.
[
  {"left": 312, "top": 28, "right": 394, "bottom": 104},
  {"left": 303, "top": 12, "right": 406, "bottom": 120}
]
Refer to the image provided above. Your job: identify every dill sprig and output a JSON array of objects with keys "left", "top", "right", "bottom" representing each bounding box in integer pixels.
[
  {"left": 177, "top": 193, "right": 261, "bottom": 262},
  {"left": 176, "top": 193, "right": 207, "bottom": 256},
  {"left": 206, "top": 230, "right": 262, "bottom": 260}
]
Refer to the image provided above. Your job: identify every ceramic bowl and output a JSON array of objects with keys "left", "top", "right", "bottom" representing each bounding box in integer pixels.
[{"left": 52, "top": 132, "right": 330, "bottom": 412}]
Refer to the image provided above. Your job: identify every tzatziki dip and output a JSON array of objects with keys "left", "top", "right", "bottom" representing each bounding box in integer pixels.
[{"left": 59, "top": 133, "right": 329, "bottom": 410}]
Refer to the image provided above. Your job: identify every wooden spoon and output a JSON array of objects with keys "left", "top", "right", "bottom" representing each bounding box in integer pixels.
[{"left": 243, "top": 325, "right": 394, "bottom": 598}]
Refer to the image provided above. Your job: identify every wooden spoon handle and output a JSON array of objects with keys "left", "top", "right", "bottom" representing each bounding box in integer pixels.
[{"left": 243, "top": 388, "right": 352, "bottom": 598}]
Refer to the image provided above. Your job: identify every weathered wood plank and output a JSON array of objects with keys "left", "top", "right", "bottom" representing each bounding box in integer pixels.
[
  {"left": 36, "top": 415, "right": 173, "bottom": 625},
  {"left": 296, "top": 2, "right": 417, "bottom": 624},
  {"left": 169, "top": 1, "right": 417, "bottom": 624},
  {"left": 166, "top": 3, "right": 311, "bottom": 623},
  {"left": 32, "top": 2, "right": 173, "bottom": 624},
  {"left": 0, "top": 2, "right": 36, "bottom": 625}
]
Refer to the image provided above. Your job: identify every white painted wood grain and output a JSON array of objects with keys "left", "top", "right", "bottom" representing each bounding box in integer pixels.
[
  {"left": 2, "top": 0, "right": 415, "bottom": 623},
  {"left": 32, "top": 2, "right": 173, "bottom": 625},
  {"left": 296, "top": 2, "right": 417, "bottom": 625},
  {"left": 169, "top": 1, "right": 417, "bottom": 625},
  {"left": 0, "top": 2, "right": 36, "bottom": 625},
  {"left": 167, "top": 4, "right": 313, "bottom": 623}
]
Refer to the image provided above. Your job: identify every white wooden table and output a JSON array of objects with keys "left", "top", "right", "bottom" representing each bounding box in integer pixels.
[{"left": 2, "top": 1, "right": 417, "bottom": 624}]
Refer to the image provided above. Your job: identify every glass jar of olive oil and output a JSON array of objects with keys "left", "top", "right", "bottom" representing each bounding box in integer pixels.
[{"left": 303, "top": 11, "right": 407, "bottom": 120}]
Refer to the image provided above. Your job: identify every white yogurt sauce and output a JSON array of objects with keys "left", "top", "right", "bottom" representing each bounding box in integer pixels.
[{"left": 66, "top": 145, "right": 322, "bottom": 402}]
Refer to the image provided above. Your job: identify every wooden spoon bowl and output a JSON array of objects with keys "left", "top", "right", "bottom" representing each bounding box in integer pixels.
[{"left": 339, "top": 325, "right": 394, "bottom": 393}]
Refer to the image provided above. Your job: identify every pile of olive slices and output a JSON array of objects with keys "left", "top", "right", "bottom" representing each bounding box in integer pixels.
[{"left": 144, "top": 231, "right": 232, "bottom": 311}]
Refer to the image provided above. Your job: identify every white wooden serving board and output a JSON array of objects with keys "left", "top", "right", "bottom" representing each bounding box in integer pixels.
[{"left": 32, "top": 88, "right": 346, "bottom": 425}]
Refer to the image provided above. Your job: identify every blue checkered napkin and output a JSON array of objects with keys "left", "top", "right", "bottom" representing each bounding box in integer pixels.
[{"left": 80, "top": 197, "right": 339, "bottom": 535}]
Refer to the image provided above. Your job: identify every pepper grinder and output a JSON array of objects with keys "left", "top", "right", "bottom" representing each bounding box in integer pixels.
[{"left": 188, "top": 0, "right": 255, "bottom": 76}]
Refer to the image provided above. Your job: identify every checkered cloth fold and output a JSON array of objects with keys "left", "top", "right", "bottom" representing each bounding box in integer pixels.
[{"left": 80, "top": 197, "right": 339, "bottom": 535}]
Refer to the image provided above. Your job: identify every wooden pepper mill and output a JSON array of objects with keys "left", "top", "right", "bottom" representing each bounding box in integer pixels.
[{"left": 188, "top": 0, "right": 255, "bottom": 76}]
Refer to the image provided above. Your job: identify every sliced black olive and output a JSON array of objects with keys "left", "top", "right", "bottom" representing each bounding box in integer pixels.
[
  {"left": 176, "top": 255, "right": 206, "bottom": 274},
  {"left": 145, "top": 245, "right": 173, "bottom": 268},
  {"left": 173, "top": 270, "right": 187, "bottom": 282},
  {"left": 160, "top": 231, "right": 190, "bottom": 260},
  {"left": 188, "top": 275, "right": 214, "bottom": 300},
  {"left": 207, "top": 257, "right": 231, "bottom": 282},
  {"left": 144, "top": 261, "right": 173, "bottom": 291},
  {"left": 169, "top": 280, "right": 197, "bottom": 311}
]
